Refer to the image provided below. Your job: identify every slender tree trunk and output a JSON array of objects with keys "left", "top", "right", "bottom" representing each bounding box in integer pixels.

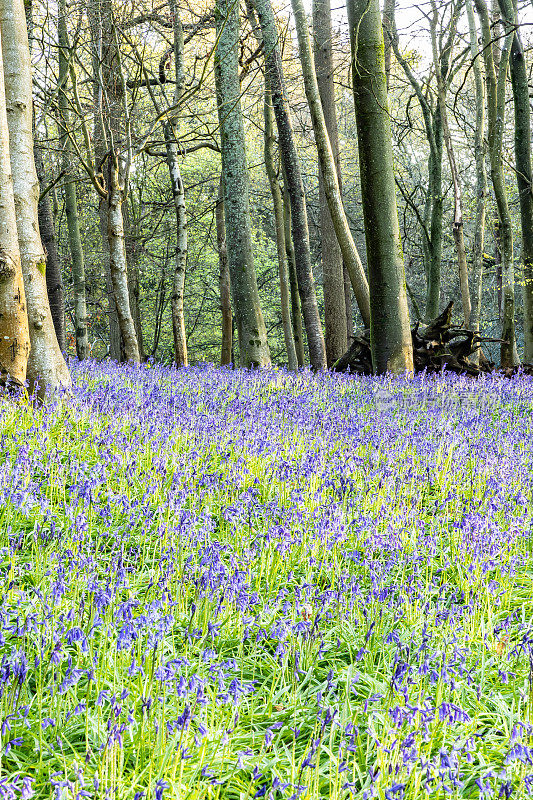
[
  {"left": 475, "top": 0, "right": 518, "bottom": 366},
  {"left": 283, "top": 184, "right": 306, "bottom": 367},
  {"left": 251, "top": 0, "right": 326, "bottom": 368},
  {"left": 382, "top": 0, "right": 395, "bottom": 88},
  {"left": 214, "top": 0, "right": 270, "bottom": 368},
  {"left": 35, "top": 142, "right": 65, "bottom": 351},
  {"left": 264, "top": 89, "right": 298, "bottom": 371},
  {"left": 0, "top": 23, "right": 29, "bottom": 386},
  {"left": 430, "top": 2, "right": 471, "bottom": 327},
  {"left": 499, "top": 0, "right": 533, "bottom": 362},
  {"left": 495, "top": 220, "right": 502, "bottom": 320},
  {"left": 58, "top": 0, "right": 89, "bottom": 360},
  {"left": 312, "top": 0, "right": 347, "bottom": 364},
  {"left": 0, "top": 0, "right": 70, "bottom": 394},
  {"left": 164, "top": 129, "right": 188, "bottom": 367},
  {"left": 216, "top": 179, "right": 233, "bottom": 366},
  {"left": 106, "top": 157, "right": 139, "bottom": 363},
  {"left": 123, "top": 204, "right": 144, "bottom": 360},
  {"left": 289, "top": 0, "right": 371, "bottom": 330},
  {"left": 466, "top": 0, "right": 487, "bottom": 362},
  {"left": 346, "top": 0, "right": 413, "bottom": 374},
  {"left": 165, "top": 0, "right": 188, "bottom": 368}
]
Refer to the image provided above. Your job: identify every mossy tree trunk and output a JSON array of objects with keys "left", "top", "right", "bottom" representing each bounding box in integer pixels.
[
  {"left": 0, "top": 0, "right": 70, "bottom": 394},
  {"left": 214, "top": 0, "right": 270, "bottom": 368},
  {"left": 346, "top": 0, "right": 413, "bottom": 374}
]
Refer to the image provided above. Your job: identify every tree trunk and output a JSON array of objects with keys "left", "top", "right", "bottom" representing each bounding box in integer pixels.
[
  {"left": 123, "top": 205, "right": 144, "bottom": 360},
  {"left": 499, "top": 0, "right": 533, "bottom": 362},
  {"left": 474, "top": 0, "right": 518, "bottom": 366},
  {"left": 58, "top": 0, "right": 89, "bottom": 360},
  {"left": 216, "top": 179, "right": 233, "bottom": 366},
  {"left": 251, "top": 0, "right": 326, "bottom": 368},
  {"left": 0, "top": 23, "right": 29, "bottom": 386},
  {"left": 0, "top": 0, "right": 70, "bottom": 395},
  {"left": 288, "top": 0, "right": 371, "bottom": 331},
  {"left": 165, "top": 125, "right": 188, "bottom": 368},
  {"left": 346, "top": 0, "right": 413, "bottom": 374},
  {"left": 214, "top": 0, "right": 270, "bottom": 368},
  {"left": 430, "top": 2, "right": 471, "bottom": 328},
  {"left": 164, "top": 0, "right": 188, "bottom": 368},
  {"left": 106, "top": 157, "right": 140, "bottom": 363},
  {"left": 35, "top": 142, "right": 65, "bottom": 351},
  {"left": 283, "top": 184, "right": 306, "bottom": 367},
  {"left": 312, "top": 0, "right": 347, "bottom": 364},
  {"left": 466, "top": 0, "right": 487, "bottom": 363},
  {"left": 383, "top": 0, "right": 395, "bottom": 89},
  {"left": 264, "top": 89, "right": 298, "bottom": 371}
]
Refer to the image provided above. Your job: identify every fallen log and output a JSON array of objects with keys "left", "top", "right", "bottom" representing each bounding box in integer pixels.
[{"left": 332, "top": 301, "right": 531, "bottom": 377}]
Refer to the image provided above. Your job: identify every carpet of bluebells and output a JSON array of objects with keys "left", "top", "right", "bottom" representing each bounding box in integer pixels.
[{"left": 1, "top": 361, "right": 533, "bottom": 799}]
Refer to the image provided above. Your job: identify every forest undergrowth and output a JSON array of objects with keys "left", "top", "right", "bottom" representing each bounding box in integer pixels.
[{"left": 1, "top": 362, "right": 533, "bottom": 799}]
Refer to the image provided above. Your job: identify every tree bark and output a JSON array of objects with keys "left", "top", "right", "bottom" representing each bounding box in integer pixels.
[
  {"left": 214, "top": 0, "right": 270, "bottom": 368},
  {"left": 312, "top": 0, "right": 347, "bottom": 364},
  {"left": 474, "top": 0, "right": 518, "bottom": 366},
  {"left": 466, "top": 0, "right": 487, "bottom": 363},
  {"left": 106, "top": 156, "right": 139, "bottom": 362},
  {"left": 0, "top": 22, "right": 29, "bottom": 386},
  {"left": 498, "top": 0, "right": 533, "bottom": 362},
  {"left": 0, "top": 0, "right": 70, "bottom": 394},
  {"left": 264, "top": 89, "right": 298, "bottom": 371},
  {"left": 283, "top": 183, "right": 306, "bottom": 367},
  {"left": 88, "top": 0, "right": 139, "bottom": 363},
  {"left": 164, "top": 0, "right": 188, "bottom": 368},
  {"left": 251, "top": 0, "right": 326, "bottom": 368},
  {"left": 216, "top": 179, "right": 233, "bottom": 366},
  {"left": 382, "top": 0, "right": 395, "bottom": 89},
  {"left": 35, "top": 142, "right": 65, "bottom": 351},
  {"left": 288, "top": 0, "right": 371, "bottom": 331},
  {"left": 58, "top": 0, "right": 89, "bottom": 360},
  {"left": 430, "top": 1, "right": 471, "bottom": 328},
  {"left": 346, "top": 0, "right": 413, "bottom": 374}
]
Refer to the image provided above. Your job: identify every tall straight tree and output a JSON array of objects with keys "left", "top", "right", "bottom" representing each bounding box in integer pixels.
[
  {"left": 214, "top": 0, "right": 270, "bottom": 367},
  {"left": 430, "top": 0, "right": 471, "bottom": 328},
  {"left": 346, "top": 0, "right": 412, "bottom": 374},
  {"left": 466, "top": 0, "right": 487, "bottom": 361},
  {"left": 58, "top": 0, "right": 89, "bottom": 360},
  {"left": 87, "top": 0, "right": 139, "bottom": 363},
  {"left": 0, "top": 0, "right": 70, "bottom": 393},
  {"left": 0, "top": 20, "right": 29, "bottom": 385},
  {"left": 474, "top": 0, "right": 518, "bottom": 366},
  {"left": 163, "top": 0, "right": 188, "bottom": 368},
  {"left": 264, "top": 89, "right": 298, "bottom": 371},
  {"left": 251, "top": 0, "right": 326, "bottom": 369},
  {"left": 498, "top": 0, "right": 533, "bottom": 363},
  {"left": 289, "top": 0, "right": 371, "bottom": 333},
  {"left": 312, "top": 0, "right": 347, "bottom": 364}
]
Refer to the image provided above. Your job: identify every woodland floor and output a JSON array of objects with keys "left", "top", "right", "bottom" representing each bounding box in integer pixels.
[{"left": 1, "top": 362, "right": 533, "bottom": 799}]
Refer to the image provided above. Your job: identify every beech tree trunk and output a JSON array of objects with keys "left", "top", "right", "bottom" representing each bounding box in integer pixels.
[
  {"left": 264, "top": 89, "right": 298, "bottom": 371},
  {"left": 289, "top": 0, "right": 371, "bottom": 331},
  {"left": 0, "top": 23, "right": 29, "bottom": 386},
  {"left": 107, "top": 156, "right": 140, "bottom": 363},
  {"left": 0, "top": 0, "right": 70, "bottom": 394},
  {"left": 498, "top": 0, "right": 533, "bottom": 363},
  {"left": 312, "top": 0, "right": 347, "bottom": 364},
  {"left": 35, "top": 142, "right": 65, "bottom": 351},
  {"left": 283, "top": 184, "right": 306, "bottom": 367},
  {"left": 346, "top": 0, "right": 413, "bottom": 374},
  {"left": 214, "top": 0, "right": 270, "bottom": 368},
  {"left": 165, "top": 0, "right": 188, "bottom": 368},
  {"left": 252, "top": 0, "right": 325, "bottom": 369},
  {"left": 474, "top": 0, "right": 518, "bottom": 367},
  {"left": 58, "top": 0, "right": 89, "bottom": 360},
  {"left": 466, "top": 0, "right": 487, "bottom": 362},
  {"left": 216, "top": 180, "right": 233, "bottom": 366}
]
